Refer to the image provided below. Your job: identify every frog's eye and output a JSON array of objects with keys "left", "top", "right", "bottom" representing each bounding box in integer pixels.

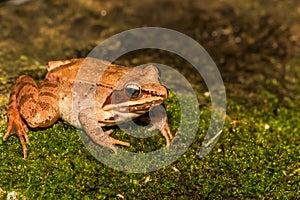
[{"left": 124, "top": 83, "right": 141, "bottom": 99}]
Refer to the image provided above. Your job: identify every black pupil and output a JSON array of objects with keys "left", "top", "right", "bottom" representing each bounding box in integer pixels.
[{"left": 125, "top": 84, "right": 140, "bottom": 99}]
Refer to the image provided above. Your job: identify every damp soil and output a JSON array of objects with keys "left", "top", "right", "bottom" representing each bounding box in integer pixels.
[{"left": 0, "top": 0, "right": 299, "bottom": 111}]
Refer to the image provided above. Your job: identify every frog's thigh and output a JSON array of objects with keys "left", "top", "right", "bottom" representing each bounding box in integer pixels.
[{"left": 16, "top": 75, "right": 59, "bottom": 128}]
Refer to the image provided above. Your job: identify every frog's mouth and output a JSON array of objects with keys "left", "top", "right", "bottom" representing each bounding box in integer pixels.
[{"left": 103, "top": 95, "right": 165, "bottom": 114}]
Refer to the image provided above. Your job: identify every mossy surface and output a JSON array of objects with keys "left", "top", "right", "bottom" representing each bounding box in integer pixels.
[
  {"left": 0, "top": 88, "right": 300, "bottom": 199},
  {"left": 0, "top": 85, "right": 299, "bottom": 199}
]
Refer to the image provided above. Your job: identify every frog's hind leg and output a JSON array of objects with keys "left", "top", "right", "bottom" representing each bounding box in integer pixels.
[
  {"left": 3, "top": 76, "right": 30, "bottom": 158},
  {"left": 4, "top": 75, "right": 59, "bottom": 158}
]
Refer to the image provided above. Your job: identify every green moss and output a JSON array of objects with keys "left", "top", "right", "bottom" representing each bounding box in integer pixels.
[
  {"left": 1, "top": 62, "right": 300, "bottom": 198},
  {"left": 0, "top": 86, "right": 299, "bottom": 199}
]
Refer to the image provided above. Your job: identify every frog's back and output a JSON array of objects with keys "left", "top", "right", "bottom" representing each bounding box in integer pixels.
[{"left": 46, "top": 58, "right": 84, "bottom": 82}]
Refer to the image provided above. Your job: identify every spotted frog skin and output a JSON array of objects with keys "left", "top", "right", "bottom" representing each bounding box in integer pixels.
[{"left": 3, "top": 58, "right": 173, "bottom": 158}]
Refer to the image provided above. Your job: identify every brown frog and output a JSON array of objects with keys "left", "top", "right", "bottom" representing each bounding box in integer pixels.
[{"left": 3, "top": 58, "right": 173, "bottom": 158}]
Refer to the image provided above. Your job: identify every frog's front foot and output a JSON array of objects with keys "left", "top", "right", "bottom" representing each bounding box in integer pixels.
[
  {"left": 148, "top": 105, "right": 173, "bottom": 146},
  {"left": 83, "top": 128, "right": 130, "bottom": 155},
  {"left": 105, "top": 129, "right": 130, "bottom": 147},
  {"left": 149, "top": 119, "right": 173, "bottom": 146},
  {"left": 4, "top": 111, "right": 30, "bottom": 158},
  {"left": 79, "top": 109, "right": 130, "bottom": 154}
]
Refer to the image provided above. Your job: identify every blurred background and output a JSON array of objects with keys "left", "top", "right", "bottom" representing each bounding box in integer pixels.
[{"left": 1, "top": 0, "right": 299, "bottom": 110}]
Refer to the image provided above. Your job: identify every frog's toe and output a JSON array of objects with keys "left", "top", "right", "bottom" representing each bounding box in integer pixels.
[
  {"left": 160, "top": 128, "right": 172, "bottom": 147},
  {"left": 108, "top": 137, "right": 130, "bottom": 147},
  {"left": 104, "top": 129, "right": 114, "bottom": 136},
  {"left": 104, "top": 130, "right": 130, "bottom": 147},
  {"left": 19, "top": 133, "right": 28, "bottom": 158}
]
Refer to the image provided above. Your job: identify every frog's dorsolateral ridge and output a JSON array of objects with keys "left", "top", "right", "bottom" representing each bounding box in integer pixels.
[{"left": 3, "top": 58, "right": 173, "bottom": 158}]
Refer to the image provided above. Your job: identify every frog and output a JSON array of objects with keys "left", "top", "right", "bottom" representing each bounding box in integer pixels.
[{"left": 3, "top": 57, "right": 173, "bottom": 158}]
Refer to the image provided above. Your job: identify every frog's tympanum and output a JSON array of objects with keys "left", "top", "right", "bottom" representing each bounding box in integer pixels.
[{"left": 4, "top": 58, "right": 173, "bottom": 158}]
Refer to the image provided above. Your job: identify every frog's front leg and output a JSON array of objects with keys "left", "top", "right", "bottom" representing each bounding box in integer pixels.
[
  {"left": 3, "top": 75, "right": 59, "bottom": 158},
  {"left": 78, "top": 108, "right": 130, "bottom": 154},
  {"left": 146, "top": 105, "right": 173, "bottom": 146}
]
